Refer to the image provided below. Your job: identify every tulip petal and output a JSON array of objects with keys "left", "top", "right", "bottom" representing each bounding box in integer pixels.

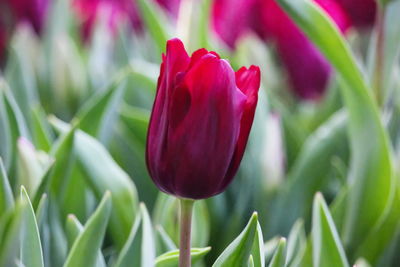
[
  {"left": 146, "top": 39, "right": 190, "bottom": 194},
  {"left": 221, "top": 65, "right": 261, "bottom": 188},
  {"left": 166, "top": 56, "right": 246, "bottom": 198}
]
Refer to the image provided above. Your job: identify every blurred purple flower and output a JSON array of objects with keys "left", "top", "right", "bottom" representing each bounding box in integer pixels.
[
  {"left": 212, "top": 0, "right": 354, "bottom": 100},
  {"left": 6, "top": 0, "right": 49, "bottom": 34},
  {"left": 73, "top": 0, "right": 181, "bottom": 41},
  {"left": 156, "top": 0, "right": 181, "bottom": 17},
  {"left": 335, "top": 0, "right": 377, "bottom": 28},
  {"left": 72, "top": 0, "right": 142, "bottom": 40}
]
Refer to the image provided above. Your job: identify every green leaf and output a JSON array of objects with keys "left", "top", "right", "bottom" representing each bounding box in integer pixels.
[
  {"left": 353, "top": 182, "right": 400, "bottom": 264},
  {"left": 286, "top": 220, "right": 306, "bottom": 267},
  {"left": 31, "top": 106, "right": 53, "bottom": 152},
  {"left": 65, "top": 214, "right": 106, "bottom": 267},
  {"left": 115, "top": 203, "right": 156, "bottom": 267},
  {"left": 136, "top": 0, "right": 171, "bottom": 54},
  {"left": 268, "top": 238, "right": 286, "bottom": 267},
  {"left": 250, "top": 222, "right": 265, "bottom": 267},
  {"left": 32, "top": 124, "right": 75, "bottom": 205},
  {"left": 75, "top": 71, "right": 126, "bottom": 142},
  {"left": 63, "top": 192, "right": 112, "bottom": 267},
  {"left": 35, "top": 193, "right": 47, "bottom": 228},
  {"left": 312, "top": 193, "right": 349, "bottom": 267},
  {"left": 0, "top": 201, "right": 26, "bottom": 266},
  {"left": 277, "top": 0, "right": 393, "bottom": 254},
  {"left": 213, "top": 212, "right": 258, "bottom": 267},
  {"left": 5, "top": 28, "right": 39, "bottom": 128},
  {"left": 0, "top": 85, "right": 12, "bottom": 170},
  {"left": 155, "top": 247, "right": 211, "bottom": 267},
  {"left": 0, "top": 158, "right": 14, "bottom": 213},
  {"left": 20, "top": 186, "right": 44, "bottom": 267},
  {"left": 269, "top": 110, "right": 347, "bottom": 235},
  {"left": 50, "top": 117, "right": 138, "bottom": 248},
  {"left": 156, "top": 225, "right": 178, "bottom": 254}
]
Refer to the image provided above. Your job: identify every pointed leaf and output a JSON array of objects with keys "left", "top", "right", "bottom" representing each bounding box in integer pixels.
[
  {"left": 63, "top": 192, "right": 111, "bottom": 267},
  {"left": 0, "top": 158, "right": 14, "bottom": 213},
  {"left": 213, "top": 212, "right": 258, "bottom": 267},
  {"left": 312, "top": 193, "right": 349, "bottom": 267},
  {"left": 50, "top": 117, "right": 138, "bottom": 248},
  {"left": 268, "top": 238, "right": 286, "bottom": 267},
  {"left": 20, "top": 186, "right": 44, "bottom": 267},
  {"left": 155, "top": 247, "right": 211, "bottom": 267},
  {"left": 277, "top": 0, "right": 394, "bottom": 253}
]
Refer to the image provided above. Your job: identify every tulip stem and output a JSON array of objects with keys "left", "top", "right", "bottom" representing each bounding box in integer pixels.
[{"left": 179, "top": 198, "right": 195, "bottom": 267}]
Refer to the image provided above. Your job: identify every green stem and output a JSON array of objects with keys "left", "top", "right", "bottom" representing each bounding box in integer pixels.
[{"left": 179, "top": 198, "right": 195, "bottom": 267}]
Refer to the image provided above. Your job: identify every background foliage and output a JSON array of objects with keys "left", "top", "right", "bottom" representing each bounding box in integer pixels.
[{"left": 1, "top": 0, "right": 400, "bottom": 266}]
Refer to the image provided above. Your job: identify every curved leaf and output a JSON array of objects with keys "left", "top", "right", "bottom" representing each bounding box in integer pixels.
[{"left": 277, "top": 0, "right": 394, "bottom": 254}]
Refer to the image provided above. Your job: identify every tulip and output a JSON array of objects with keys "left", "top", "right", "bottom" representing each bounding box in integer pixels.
[
  {"left": 73, "top": 0, "right": 181, "bottom": 41},
  {"left": 72, "top": 0, "right": 142, "bottom": 41},
  {"left": 156, "top": 0, "right": 181, "bottom": 17},
  {"left": 6, "top": 0, "right": 49, "bottom": 34},
  {"left": 335, "top": 0, "right": 377, "bottom": 28},
  {"left": 212, "top": 0, "right": 352, "bottom": 100},
  {"left": 146, "top": 38, "right": 260, "bottom": 200},
  {"left": 146, "top": 38, "right": 260, "bottom": 267}
]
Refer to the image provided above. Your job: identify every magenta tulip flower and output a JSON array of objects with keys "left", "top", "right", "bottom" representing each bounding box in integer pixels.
[
  {"left": 212, "top": 0, "right": 352, "bottom": 100},
  {"left": 335, "top": 0, "right": 377, "bottom": 28},
  {"left": 72, "top": 0, "right": 142, "bottom": 40},
  {"left": 6, "top": 0, "right": 49, "bottom": 34},
  {"left": 254, "top": 0, "right": 351, "bottom": 100},
  {"left": 146, "top": 38, "right": 260, "bottom": 200}
]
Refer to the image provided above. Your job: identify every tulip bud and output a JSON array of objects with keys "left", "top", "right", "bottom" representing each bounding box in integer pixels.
[{"left": 146, "top": 38, "right": 261, "bottom": 199}]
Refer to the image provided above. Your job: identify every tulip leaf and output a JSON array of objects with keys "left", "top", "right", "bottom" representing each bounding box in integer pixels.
[
  {"left": 50, "top": 117, "right": 138, "bottom": 248},
  {"left": 65, "top": 214, "right": 107, "bottom": 267},
  {"left": 312, "top": 193, "right": 349, "bottom": 267},
  {"left": 20, "top": 186, "right": 44, "bottom": 267},
  {"left": 250, "top": 222, "right": 265, "bottom": 267},
  {"left": 213, "top": 212, "right": 258, "bottom": 267},
  {"left": 136, "top": 0, "right": 171, "bottom": 54},
  {"left": 269, "top": 110, "right": 347, "bottom": 236},
  {"left": 115, "top": 203, "right": 156, "bottom": 267},
  {"left": 1, "top": 82, "right": 31, "bottom": 175},
  {"left": 32, "top": 123, "right": 75, "bottom": 206},
  {"left": 63, "top": 192, "right": 111, "bottom": 267},
  {"left": 35, "top": 193, "right": 47, "bottom": 228},
  {"left": 0, "top": 158, "right": 14, "bottom": 213},
  {"left": 268, "top": 238, "right": 286, "bottom": 267},
  {"left": 277, "top": 0, "right": 394, "bottom": 253},
  {"left": 5, "top": 30, "right": 39, "bottom": 127},
  {"left": 156, "top": 225, "right": 178, "bottom": 254},
  {"left": 353, "top": 182, "right": 400, "bottom": 264},
  {"left": 0, "top": 201, "right": 26, "bottom": 266},
  {"left": 0, "top": 87, "right": 12, "bottom": 170},
  {"left": 31, "top": 106, "right": 53, "bottom": 152},
  {"left": 286, "top": 220, "right": 306, "bottom": 267},
  {"left": 155, "top": 247, "right": 211, "bottom": 267},
  {"left": 75, "top": 72, "right": 126, "bottom": 143}
]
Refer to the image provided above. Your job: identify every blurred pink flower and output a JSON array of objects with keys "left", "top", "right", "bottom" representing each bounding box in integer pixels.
[
  {"left": 212, "top": 0, "right": 357, "bottom": 100},
  {"left": 156, "top": 0, "right": 181, "bottom": 17},
  {"left": 73, "top": 0, "right": 181, "bottom": 41},
  {"left": 6, "top": 0, "right": 49, "bottom": 34},
  {"left": 72, "top": 0, "right": 142, "bottom": 40},
  {"left": 253, "top": 0, "right": 351, "bottom": 100},
  {"left": 335, "top": 0, "right": 377, "bottom": 28}
]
